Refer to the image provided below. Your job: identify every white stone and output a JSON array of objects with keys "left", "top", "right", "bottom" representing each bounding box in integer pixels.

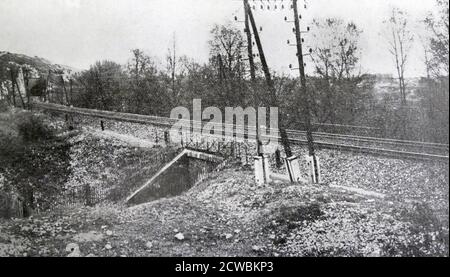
[
  {"left": 175, "top": 233, "right": 185, "bottom": 241},
  {"left": 252, "top": 245, "right": 260, "bottom": 252},
  {"left": 66, "top": 243, "right": 81, "bottom": 257},
  {"left": 145, "top": 242, "right": 153, "bottom": 249}
]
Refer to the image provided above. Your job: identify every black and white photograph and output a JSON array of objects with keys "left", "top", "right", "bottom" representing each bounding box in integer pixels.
[{"left": 0, "top": 0, "right": 448, "bottom": 262}]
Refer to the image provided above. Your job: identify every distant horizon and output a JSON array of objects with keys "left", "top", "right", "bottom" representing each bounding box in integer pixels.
[
  {"left": 0, "top": 49, "right": 432, "bottom": 80},
  {"left": 0, "top": 0, "right": 442, "bottom": 78}
]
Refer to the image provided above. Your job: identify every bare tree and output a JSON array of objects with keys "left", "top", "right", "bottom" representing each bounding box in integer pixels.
[
  {"left": 311, "top": 18, "right": 362, "bottom": 80},
  {"left": 127, "top": 49, "right": 157, "bottom": 78},
  {"left": 384, "top": 8, "right": 414, "bottom": 106},
  {"left": 166, "top": 34, "right": 178, "bottom": 102},
  {"left": 309, "top": 18, "right": 368, "bottom": 126},
  {"left": 166, "top": 34, "right": 188, "bottom": 106}
]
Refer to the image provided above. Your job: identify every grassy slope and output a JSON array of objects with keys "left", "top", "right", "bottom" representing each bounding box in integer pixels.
[{"left": 0, "top": 114, "right": 448, "bottom": 257}]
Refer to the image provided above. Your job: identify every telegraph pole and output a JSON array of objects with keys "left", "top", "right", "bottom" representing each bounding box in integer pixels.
[
  {"left": 292, "top": 0, "right": 318, "bottom": 179},
  {"left": 244, "top": 1, "right": 256, "bottom": 82},
  {"left": 244, "top": 0, "right": 293, "bottom": 159},
  {"left": 243, "top": 0, "right": 262, "bottom": 155}
]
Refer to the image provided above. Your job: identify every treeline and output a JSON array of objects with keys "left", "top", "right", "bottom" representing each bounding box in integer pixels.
[
  {"left": 65, "top": 2, "right": 449, "bottom": 143},
  {"left": 69, "top": 23, "right": 378, "bottom": 133}
]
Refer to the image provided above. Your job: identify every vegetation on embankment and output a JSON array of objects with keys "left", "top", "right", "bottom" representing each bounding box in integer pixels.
[
  {"left": 0, "top": 166, "right": 448, "bottom": 257},
  {"left": 1, "top": 109, "right": 448, "bottom": 257},
  {"left": 0, "top": 109, "right": 171, "bottom": 215},
  {"left": 0, "top": 109, "right": 71, "bottom": 215}
]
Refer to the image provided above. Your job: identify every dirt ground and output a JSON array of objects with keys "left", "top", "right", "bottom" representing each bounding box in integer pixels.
[{"left": 1, "top": 164, "right": 448, "bottom": 257}]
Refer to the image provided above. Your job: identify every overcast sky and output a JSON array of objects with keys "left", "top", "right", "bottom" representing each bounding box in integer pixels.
[{"left": 0, "top": 0, "right": 441, "bottom": 77}]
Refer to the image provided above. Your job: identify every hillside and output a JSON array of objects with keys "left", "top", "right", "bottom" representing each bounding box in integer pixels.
[{"left": 0, "top": 51, "right": 77, "bottom": 80}]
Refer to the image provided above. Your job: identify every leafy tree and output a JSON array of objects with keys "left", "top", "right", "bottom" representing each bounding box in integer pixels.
[
  {"left": 126, "top": 49, "right": 169, "bottom": 116},
  {"left": 424, "top": 0, "right": 449, "bottom": 78},
  {"left": 419, "top": 0, "right": 449, "bottom": 142},
  {"left": 383, "top": 8, "right": 415, "bottom": 105},
  {"left": 208, "top": 24, "right": 248, "bottom": 108},
  {"left": 75, "top": 60, "right": 126, "bottom": 111}
]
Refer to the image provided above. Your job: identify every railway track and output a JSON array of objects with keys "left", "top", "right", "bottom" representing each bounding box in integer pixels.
[
  {"left": 32, "top": 102, "right": 449, "bottom": 162},
  {"left": 285, "top": 130, "right": 449, "bottom": 156}
]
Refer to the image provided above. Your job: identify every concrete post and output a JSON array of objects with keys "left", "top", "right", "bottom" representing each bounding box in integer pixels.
[
  {"left": 275, "top": 149, "right": 283, "bottom": 168},
  {"left": 306, "top": 155, "right": 321, "bottom": 184},
  {"left": 286, "top": 156, "right": 302, "bottom": 183},
  {"left": 164, "top": 131, "right": 169, "bottom": 144},
  {"left": 254, "top": 156, "right": 265, "bottom": 185},
  {"left": 262, "top": 154, "right": 271, "bottom": 183}
]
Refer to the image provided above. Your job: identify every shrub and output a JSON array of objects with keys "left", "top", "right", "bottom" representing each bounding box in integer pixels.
[
  {"left": 16, "top": 113, "right": 54, "bottom": 142},
  {"left": 0, "top": 100, "right": 10, "bottom": 113},
  {"left": 276, "top": 204, "right": 324, "bottom": 225},
  {"left": 382, "top": 202, "right": 449, "bottom": 257},
  {"left": 1, "top": 112, "right": 70, "bottom": 215}
]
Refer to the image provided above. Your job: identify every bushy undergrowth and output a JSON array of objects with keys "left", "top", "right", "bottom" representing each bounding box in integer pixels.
[
  {"left": 0, "top": 101, "right": 10, "bottom": 113},
  {"left": 15, "top": 112, "right": 54, "bottom": 142},
  {"left": 382, "top": 202, "right": 449, "bottom": 257},
  {"left": 0, "top": 111, "right": 70, "bottom": 215}
]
